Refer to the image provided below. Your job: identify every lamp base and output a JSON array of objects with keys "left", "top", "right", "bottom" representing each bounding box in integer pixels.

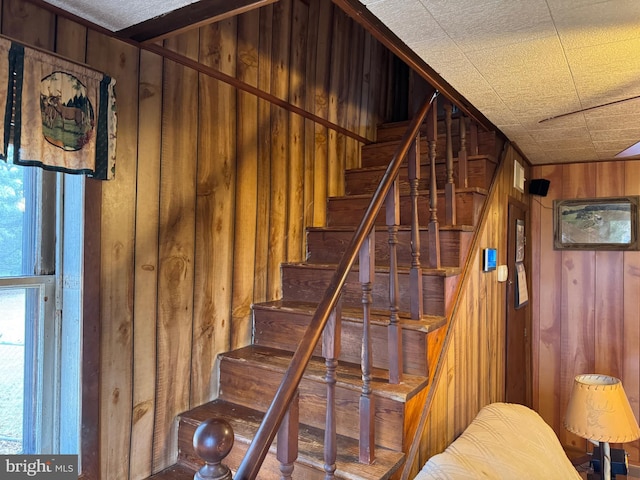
[{"left": 590, "top": 447, "right": 629, "bottom": 478}]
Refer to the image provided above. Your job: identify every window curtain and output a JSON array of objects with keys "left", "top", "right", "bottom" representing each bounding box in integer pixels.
[{"left": 1, "top": 37, "right": 117, "bottom": 180}]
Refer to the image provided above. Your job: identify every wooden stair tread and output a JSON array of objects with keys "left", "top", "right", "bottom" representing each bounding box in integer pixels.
[
  {"left": 281, "top": 261, "right": 461, "bottom": 277},
  {"left": 221, "top": 345, "right": 428, "bottom": 401},
  {"left": 181, "top": 399, "right": 405, "bottom": 480},
  {"left": 253, "top": 300, "right": 446, "bottom": 333}
]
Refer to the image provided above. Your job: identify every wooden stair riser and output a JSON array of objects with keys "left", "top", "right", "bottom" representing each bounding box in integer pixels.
[
  {"left": 280, "top": 264, "right": 456, "bottom": 317},
  {"left": 175, "top": 400, "right": 405, "bottom": 480},
  {"left": 345, "top": 155, "right": 496, "bottom": 195},
  {"left": 306, "top": 228, "right": 473, "bottom": 268},
  {"left": 374, "top": 122, "right": 498, "bottom": 156},
  {"left": 217, "top": 355, "right": 412, "bottom": 451},
  {"left": 176, "top": 406, "right": 333, "bottom": 480},
  {"left": 252, "top": 306, "right": 429, "bottom": 376},
  {"left": 326, "top": 190, "right": 485, "bottom": 228}
]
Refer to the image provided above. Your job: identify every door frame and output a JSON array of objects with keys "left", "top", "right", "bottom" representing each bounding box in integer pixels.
[{"left": 505, "top": 196, "right": 532, "bottom": 406}]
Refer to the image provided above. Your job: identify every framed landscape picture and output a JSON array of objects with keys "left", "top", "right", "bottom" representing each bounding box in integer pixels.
[{"left": 553, "top": 196, "right": 640, "bottom": 250}]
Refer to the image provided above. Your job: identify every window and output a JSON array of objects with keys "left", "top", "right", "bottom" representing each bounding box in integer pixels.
[{"left": 0, "top": 156, "right": 83, "bottom": 456}]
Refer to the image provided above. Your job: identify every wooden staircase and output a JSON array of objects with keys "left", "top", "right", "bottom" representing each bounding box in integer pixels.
[{"left": 147, "top": 98, "right": 500, "bottom": 480}]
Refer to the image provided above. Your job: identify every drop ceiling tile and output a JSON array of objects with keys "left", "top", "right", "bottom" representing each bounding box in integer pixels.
[
  {"left": 545, "top": 0, "right": 616, "bottom": 14},
  {"left": 594, "top": 140, "right": 639, "bottom": 159},
  {"left": 590, "top": 128, "right": 640, "bottom": 143},
  {"left": 566, "top": 39, "right": 640, "bottom": 101},
  {"left": 519, "top": 113, "right": 587, "bottom": 131},
  {"left": 529, "top": 126, "right": 591, "bottom": 142},
  {"left": 543, "top": 147, "right": 599, "bottom": 162},
  {"left": 411, "top": 40, "right": 470, "bottom": 78},
  {"left": 418, "top": 0, "right": 555, "bottom": 53},
  {"left": 362, "top": 0, "right": 640, "bottom": 166},
  {"left": 537, "top": 138, "right": 596, "bottom": 151},
  {"left": 499, "top": 94, "right": 582, "bottom": 122},
  {"left": 465, "top": 36, "right": 576, "bottom": 100},
  {"left": 582, "top": 98, "right": 640, "bottom": 119},
  {"left": 366, "top": 0, "right": 440, "bottom": 45},
  {"left": 550, "top": 0, "right": 640, "bottom": 50}
]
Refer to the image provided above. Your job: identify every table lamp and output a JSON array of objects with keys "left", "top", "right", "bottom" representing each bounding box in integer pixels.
[{"left": 564, "top": 374, "right": 640, "bottom": 480}]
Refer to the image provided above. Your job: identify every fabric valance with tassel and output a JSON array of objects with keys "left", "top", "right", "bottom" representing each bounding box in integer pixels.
[{"left": 0, "top": 36, "right": 117, "bottom": 180}]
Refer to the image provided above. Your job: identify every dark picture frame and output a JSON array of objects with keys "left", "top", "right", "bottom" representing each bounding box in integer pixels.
[{"left": 553, "top": 196, "right": 640, "bottom": 250}]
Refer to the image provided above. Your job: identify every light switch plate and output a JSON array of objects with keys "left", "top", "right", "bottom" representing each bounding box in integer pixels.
[{"left": 497, "top": 265, "right": 508, "bottom": 282}]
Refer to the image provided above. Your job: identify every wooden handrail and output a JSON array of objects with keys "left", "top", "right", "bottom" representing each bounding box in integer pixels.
[{"left": 234, "top": 91, "right": 439, "bottom": 479}]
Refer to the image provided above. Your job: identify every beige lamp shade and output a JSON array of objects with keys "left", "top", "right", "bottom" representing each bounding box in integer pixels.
[{"left": 564, "top": 374, "right": 640, "bottom": 443}]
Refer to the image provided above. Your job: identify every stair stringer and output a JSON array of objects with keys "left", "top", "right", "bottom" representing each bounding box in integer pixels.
[{"left": 399, "top": 139, "right": 511, "bottom": 479}]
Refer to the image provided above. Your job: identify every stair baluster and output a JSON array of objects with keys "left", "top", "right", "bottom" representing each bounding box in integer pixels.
[
  {"left": 444, "top": 101, "right": 456, "bottom": 226},
  {"left": 469, "top": 121, "right": 479, "bottom": 156},
  {"left": 457, "top": 113, "right": 468, "bottom": 188},
  {"left": 322, "top": 303, "right": 342, "bottom": 480},
  {"left": 359, "top": 232, "right": 376, "bottom": 463},
  {"left": 408, "top": 135, "right": 424, "bottom": 319},
  {"left": 192, "top": 418, "right": 234, "bottom": 480},
  {"left": 386, "top": 178, "right": 403, "bottom": 384},
  {"left": 276, "top": 391, "right": 299, "bottom": 480},
  {"left": 234, "top": 92, "right": 439, "bottom": 479},
  {"left": 426, "top": 99, "right": 441, "bottom": 269}
]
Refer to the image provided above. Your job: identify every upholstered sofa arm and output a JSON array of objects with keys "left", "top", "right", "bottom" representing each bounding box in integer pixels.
[{"left": 416, "top": 402, "right": 581, "bottom": 479}]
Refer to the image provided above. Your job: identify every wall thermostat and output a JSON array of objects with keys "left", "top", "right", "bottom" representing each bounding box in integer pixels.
[{"left": 483, "top": 248, "right": 497, "bottom": 272}]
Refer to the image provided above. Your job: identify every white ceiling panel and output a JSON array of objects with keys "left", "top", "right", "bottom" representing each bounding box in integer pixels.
[{"left": 362, "top": 0, "right": 640, "bottom": 164}]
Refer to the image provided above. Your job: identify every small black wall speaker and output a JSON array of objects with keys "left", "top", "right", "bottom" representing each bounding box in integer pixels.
[{"left": 529, "top": 178, "right": 550, "bottom": 196}]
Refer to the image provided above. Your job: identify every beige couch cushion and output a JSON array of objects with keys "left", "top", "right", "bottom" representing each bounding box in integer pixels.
[{"left": 416, "top": 402, "right": 581, "bottom": 479}]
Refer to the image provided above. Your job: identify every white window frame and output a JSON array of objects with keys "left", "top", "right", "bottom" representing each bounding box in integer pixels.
[{"left": 0, "top": 166, "right": 83, "bottom": 455}]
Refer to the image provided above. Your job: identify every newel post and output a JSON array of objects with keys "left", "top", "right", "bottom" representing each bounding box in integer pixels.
[{"left": 193, "top": 418, "right": 235, "bottom": 480}]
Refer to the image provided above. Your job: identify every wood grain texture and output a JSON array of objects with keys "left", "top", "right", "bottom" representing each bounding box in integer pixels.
[
  {"left": 559, "top": 163, "right": 596, "bottom": 450},
  {"left": 191, "top": 17, "right": 237, "bottom": 407},
  {"left": 594, "top": 162, "right": 624, "bottom": 378},
  {"left": 286, "top": 0, "right": 308, "bottom": 263},
  {"left": 311, "top": 0, "right": 333, "bottom": 226},
  {"left": 6, "top": 1, "right": 399, "bottom": 477},
  {"left": 232, "top": 9, "right": 260, "bottom": 349},
  {"left": 154, "top": 30, "right": 199, "bottom": 472},
  {"left": 532, "top": 164, "right": 563, "bottom": 432},
  {"left": 327, "top": 8, "right": 346, "bottom": 198},
  {"left": 531, "top": 160, "right": 640, "bottom": 463},
  {"left": 302, "top": 0, "right": 319, "bottom": 230},
  {"left": 86, "top": 31, "right": 141, "bottom": 480},
  {"left": 2, "top": 0, "right": 55, "bottom": 46},
  {"left": 267, "top": 0, "right": 291, "bottom": 300},
  {"left": 253, "top": 3, "right": 273, "bottom": 303},
  {"left": 624, "top": 160, "right": 640, "bottom": 463},
  {"left": 129, "top": 48, "right": 163, "bottom": 480}
]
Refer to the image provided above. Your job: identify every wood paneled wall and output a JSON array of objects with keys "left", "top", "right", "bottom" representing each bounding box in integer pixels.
[
  {"left": 531, "top": 160, "right": 640, "bottom": 464},
  {"left": 403, "top": 144, "right": 531, "bottom": 476},
  {"left": 4, "top": 0, "right": 397, "bottom": 477}
]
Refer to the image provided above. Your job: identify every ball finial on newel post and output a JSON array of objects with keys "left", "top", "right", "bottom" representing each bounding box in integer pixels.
[{"left": 193, "top": 418, "right": 234, "bottom": 480}]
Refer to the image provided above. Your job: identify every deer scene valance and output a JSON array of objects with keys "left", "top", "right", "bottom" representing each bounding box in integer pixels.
[{"left": 0, "top": 36, "right": 117, "bottom": 180}]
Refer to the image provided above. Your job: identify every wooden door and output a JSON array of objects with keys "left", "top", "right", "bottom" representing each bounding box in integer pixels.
[{"left": 505, "top": 199, "right": 531, "bottom": 406}]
